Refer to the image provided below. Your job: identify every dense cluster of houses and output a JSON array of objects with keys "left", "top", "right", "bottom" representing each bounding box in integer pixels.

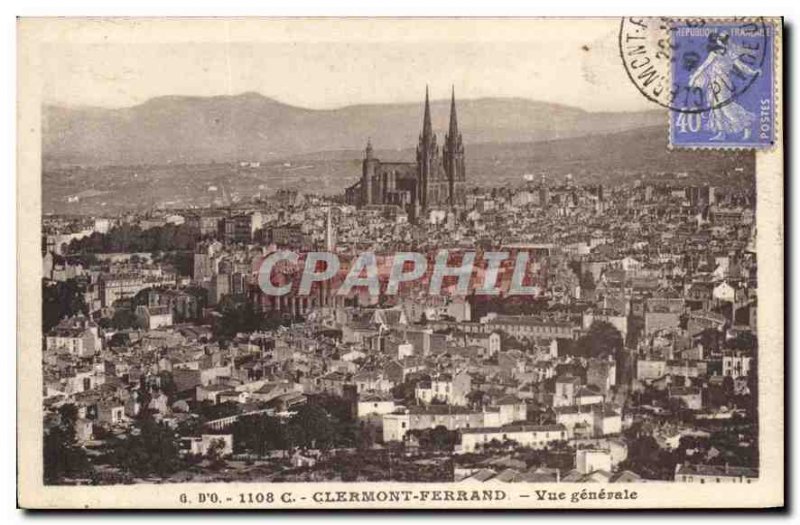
[{"left": 42, "top": 176, "right": 758, "bottom": 481}]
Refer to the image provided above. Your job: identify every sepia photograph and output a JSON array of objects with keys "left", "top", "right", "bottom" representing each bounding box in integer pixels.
[{"left": 16, "top": 16, "right": 784, "bottom": 509}]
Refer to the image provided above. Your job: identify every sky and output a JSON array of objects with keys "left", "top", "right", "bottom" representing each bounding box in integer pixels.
[{"left": 37, "top": 18, "right": 657, "bottom": 112}]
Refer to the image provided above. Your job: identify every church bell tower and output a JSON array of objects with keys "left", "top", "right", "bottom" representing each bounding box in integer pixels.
[
  {"left": 443, "top": 86, "right": 465, "bottom": 207},
  {"left": 416, "top": 86, "right": 438, "bottom": 212}
]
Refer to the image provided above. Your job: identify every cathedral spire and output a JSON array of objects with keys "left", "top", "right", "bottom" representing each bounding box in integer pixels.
[
  {"left": 442, "top": 85, "right": 465, "bottom": 208},
  {"left": 365, "top": 137, "right": 373, "bottom": 160},
  {"left": 448, "top": 85, "right": 459, "bottom": 140},
  {"left": 422, "top": 85, "right": 433, "bottom": 142}
]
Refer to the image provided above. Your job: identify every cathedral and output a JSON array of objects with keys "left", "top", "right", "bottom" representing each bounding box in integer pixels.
[{"left": 346, "top": 87, "right": 467, "bottom": 220}]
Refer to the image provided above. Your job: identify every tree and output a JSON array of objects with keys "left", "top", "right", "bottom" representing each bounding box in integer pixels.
[
  {"left": 287, "top": 404, "right": 336, "bottom": 450},
  {"left": 176, "top": 415, "right": 205, "bottom": 438},
  {"left": 356, "top": 424, "right": 377, "bottom": 450},
  {"left": 213, "top": 296, "right": 266, "bottom": 340},
  {"left": 67, "top": 223, "right": 198, "bottom": 255},
  {"left": 409, "top": 426, "right": 458, "bottom": 452},
  {"left": 729, "top": 331, "right": 757, "bottom": 351},
  {"left": 231, "top": 414, "right": 287, "bottom": 455},
  {"left": 618, "top": 434, "right": 676, "bottom": 480},
  {"left": 108, "top": 332, "right": 131, "bottom": 348},
  {"left": 392, "top": 378, "right": 422, "bottom": 405},
  {"left": 42, "top": 279, "right": 87, "bottom": 332},
  {"left": 154, "top": 251, "right": 194, "bottom": 278},
  {"left": 109, "top": 416, "right": 183, "bottom": 478},
  {"left": 428, "top": 426, "right": 457, "bottom": 452},
  {"left": 206, "top": 438, "right": 227, "bottom": 470},
  {"left": 194, "top": 400, "right": 239, "bottom": 422},
  {"left": 696, "top": 328, "right": 722, "bottom": 354},
  {"left": 574, "top": 321, "right": 624, "bottom": 359},
  {"left": 313, "top": 394, "right": 355, "bottom": 424},
  {"left": 43, "top": 404, "right": 90, "bottom": 484},
  {"left": 111, "top": 308, "right": 139, "bottom": 330},
  {"left": 466, "top": 389, "right": 490, "bottom": 408}
]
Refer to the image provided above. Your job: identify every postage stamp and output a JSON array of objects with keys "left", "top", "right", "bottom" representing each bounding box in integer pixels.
[
  {"left": 618, "top": 17, "right": 776, "bottom": 149},
  {"left": 669, "top": 20, "right": 775, "bottom": 149}
]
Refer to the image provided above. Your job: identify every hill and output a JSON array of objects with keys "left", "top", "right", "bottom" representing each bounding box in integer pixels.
[
  {"left": 42, "top": 125, "right": 754, "bottom": 216},
  {"left": 43, "top": 92, "right": 663, "bottom": 167}
]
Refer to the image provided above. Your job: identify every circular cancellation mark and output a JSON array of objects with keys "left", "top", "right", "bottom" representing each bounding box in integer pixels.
[{"left": 618, "top": 17, "right": 768, "bottom": 114}]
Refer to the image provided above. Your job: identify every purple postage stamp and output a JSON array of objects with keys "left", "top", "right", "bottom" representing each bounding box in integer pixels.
[{"left": 669, "top": 19, "right": 775, "bottom": 149}]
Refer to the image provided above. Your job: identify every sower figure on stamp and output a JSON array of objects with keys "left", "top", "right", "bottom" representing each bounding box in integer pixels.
[{"left": 688, "top": 32, "right": 761, "bottom": 141}]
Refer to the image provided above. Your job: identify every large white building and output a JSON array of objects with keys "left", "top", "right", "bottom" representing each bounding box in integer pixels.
[
  {"left": 136, "top": 305, "right": 174, "bottom": 330},
  {"left": 674, "top": 463, "right": 758, "bottom": 484},
  {"left": 414, "top": 371, "right": 471, "bottom": 406},
  {"left": 458, "top": 424, "right": 567, "bottom": 453},
  {"left": 576, "top": 448, "right": 613, "bottom": 475},
  {"left": 383, "top": 406, "right": 511, "bottom": 442},
  {"left": 45, "top": 317, "right": 101, "bottom": 358}
]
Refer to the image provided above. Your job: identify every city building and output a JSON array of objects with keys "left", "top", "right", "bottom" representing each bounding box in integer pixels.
[{"left": 346, "top": 87, "right": 466, "bottom": 220}]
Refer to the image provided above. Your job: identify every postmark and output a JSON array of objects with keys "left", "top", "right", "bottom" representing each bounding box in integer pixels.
[
  {"left": 619, "top": 17, "right": 775, "bottom": 149},
  {"left": 618, "top": 17, "right": 675, "bottom": 110}
]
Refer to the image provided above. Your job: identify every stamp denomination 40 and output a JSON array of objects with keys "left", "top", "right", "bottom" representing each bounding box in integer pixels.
[{"left": 619, "top": 17, "right": 775, "bottom": 149}]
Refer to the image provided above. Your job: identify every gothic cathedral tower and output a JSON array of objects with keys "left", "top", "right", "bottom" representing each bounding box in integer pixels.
[
  {"left": 356, "top": 87, "right": 465, "bottom": 220},
  {"left": 361, "top": 138, "right": 377, "bottom": 205},
  {"left": 416, "top": 86, "right": 438, "bottom": 211},
  {"left": 443, "top": 86, "right": 466, "bottom": 207}
]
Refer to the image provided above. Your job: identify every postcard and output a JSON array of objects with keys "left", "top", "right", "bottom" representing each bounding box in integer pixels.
[{"left": 17, "top": 17, "right": 783, "bottom": 509}]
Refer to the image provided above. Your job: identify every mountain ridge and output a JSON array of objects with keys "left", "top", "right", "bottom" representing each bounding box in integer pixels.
[{"left": 43, "top": 92, "right": 663, "bottom": 167}]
